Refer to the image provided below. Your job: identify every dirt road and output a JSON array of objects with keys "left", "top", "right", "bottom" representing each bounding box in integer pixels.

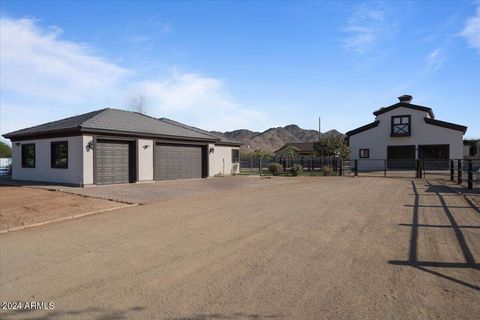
[{"left": 0, "top": 177, "right": 479, "bottom": 319}]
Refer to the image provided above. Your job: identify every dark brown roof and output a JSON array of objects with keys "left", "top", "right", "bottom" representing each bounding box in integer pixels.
[
  {"left": 345, "top": 121, "right": 380, "bottom": 137},
  {"left": 274, "top": 142, "right": 315, "bottom": 154},
  {"left": 373, "top": 102, "right": 434, "bottom": 119},
  {"left": 424, "top": 117, "right": 467, "bottom": 133},
  {"left": 158, "top": 118, "right": 242, "bottom": 146}
]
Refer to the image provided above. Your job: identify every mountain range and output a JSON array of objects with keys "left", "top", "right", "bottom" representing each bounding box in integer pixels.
[{"left": 211, "top": 125, "right": 343, "bottom": 154}]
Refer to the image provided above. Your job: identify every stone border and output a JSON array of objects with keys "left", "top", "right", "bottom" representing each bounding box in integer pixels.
[{"left": 0, "top": 204, "right": 137, "bottom": 235}]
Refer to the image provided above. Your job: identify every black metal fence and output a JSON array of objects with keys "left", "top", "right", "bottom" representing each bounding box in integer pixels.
[
  {"left": 239, "top": 156, "right": 479, "bottom": 190},
  {"left": 239, "top": 157, "right": 341, "bottom": 175},
  {"left": 346, "top": 158, "right": 479, "bottom": 190},
  {"left": 347, "top": 158, "right": 415, "bottom": 178},
  {"left": 435, "top": 159, "right": 480, "bottom": 190}
]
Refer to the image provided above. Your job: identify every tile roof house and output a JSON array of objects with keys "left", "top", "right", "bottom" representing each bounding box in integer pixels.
[
  {"left": 274, "top": 142, "right": 316, "bottom": 159},
  {"left": 3, "top": 108, "right": 242, "bottom": 186}
]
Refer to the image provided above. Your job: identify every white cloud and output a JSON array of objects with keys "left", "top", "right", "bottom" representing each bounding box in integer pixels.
[
  {"left": 425, "top": 48, "right": 444, "bottom": 72},
  {"left": 342, "top": 4, "right": 386, "bottom": 53},
  {"left": 460, "top": 7, "right": 480, "bottom": 54},
  {"left": 0, "top": 17, "right": 266, "bottom": 133},
  {"left": 129, "top": 71, "right": 267, "bottom": 130},
  {"left": 0, "top": 18, "right": 129, "bottom": 104}
]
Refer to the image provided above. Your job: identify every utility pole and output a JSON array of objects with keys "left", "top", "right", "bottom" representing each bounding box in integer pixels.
[{"left": 318, "top": 116, "right": 321, "bottom": 140}]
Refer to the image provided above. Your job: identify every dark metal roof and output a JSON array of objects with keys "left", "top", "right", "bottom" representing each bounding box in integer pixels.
[
  {"left": 158, "top": 118, "right": 242, "bottom": 146},
  {"left": 345, "top": 121, "right": 380, "bottom": 137},
  {"left": 373, "top": 102, "right": 434, "bottom": 119},
  {"left": 3, "top": 108, "right": 219, "bottom": 141},
  {"left": 274, "top": 142, "right": 315, "bottom": 154},
  {"left": 3, "top": 109, "right": 106, "bottom": 138},
  {"left": 424, "top": 117, "right": 467, "bottom": 134}
]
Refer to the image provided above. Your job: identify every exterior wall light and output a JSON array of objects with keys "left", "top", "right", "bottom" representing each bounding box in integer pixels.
[
  {"left": 86, "top": 141, "right": 94, "bottom": 152},
  {"left": 143, "top": 145, "right": 150, "bottom": 149},
  {"left": 15, "top": 142, "right": 21, "bottom": 147},
  {"left": 209, "top": 147, "right": 215, "bottom": 154}
]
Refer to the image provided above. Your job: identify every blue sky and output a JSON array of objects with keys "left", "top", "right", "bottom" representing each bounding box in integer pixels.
[{"left": 1, "top": 0, "right": 479, "bottom": 139}]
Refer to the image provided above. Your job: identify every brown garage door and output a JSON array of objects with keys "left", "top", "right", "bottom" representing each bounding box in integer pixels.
[
  {"left": 154, "top": 144, "right": 203, "bottom": 181},
  {"left": 96, "top": 140, "right": 131, "bottom": 185}
]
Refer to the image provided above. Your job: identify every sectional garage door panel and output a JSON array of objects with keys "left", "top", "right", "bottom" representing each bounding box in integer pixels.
[
  {"left": 96, "top": 140, "right": 130, "bottom": 185},
  {"left": 154, "top": 144, "right": 203, "bottom": 181}
]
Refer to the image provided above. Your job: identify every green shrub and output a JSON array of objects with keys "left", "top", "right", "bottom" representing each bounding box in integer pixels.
[
  {"left": 290, "top": 163, "right": 303, "bottom": 176},
  {"left": 268, "top": 163, "right": 284, "bottom": 176},
  {"left": 321, "top": 165, "right": 332, "bottom": 176}
]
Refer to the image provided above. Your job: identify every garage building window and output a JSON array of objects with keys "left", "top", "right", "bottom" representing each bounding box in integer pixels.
[
  {"left": 232, "top": 149, "right": 240, "bottom": 163},
  {"left": 359, "top": 149, "right": 370, "bottom": 158},
  {"left": 21, "top": 144, "right": 35, "bottom": 168},
  {"left": 51, "top": 141, "right": 68, "bottom": 169}
]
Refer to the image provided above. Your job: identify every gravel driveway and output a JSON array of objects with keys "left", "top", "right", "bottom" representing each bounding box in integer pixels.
[{"left": 0, "top": 177, "right": 479, "bottom": 319}]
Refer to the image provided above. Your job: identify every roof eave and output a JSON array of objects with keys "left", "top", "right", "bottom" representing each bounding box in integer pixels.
[
  {"left": 79, "top": 128, "right": 220, "bottom": 142},
  {"left": 345, "top": 120, "right": 380, "bottom": 137},
  {"left": 3, "top": 127, "right": 82, "bottom": 140},
  {"left": 373, "top": 103, "right": 434, "bottom": 119},
  {"left": 423, "top": 118, "right": 467, "bottom": 134},
  {"left": 215, "top": 141, "right": 243, "bottom": 147}
]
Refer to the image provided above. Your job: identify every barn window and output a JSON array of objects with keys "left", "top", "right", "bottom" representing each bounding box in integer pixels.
[
  {"left": 391, "top": 115, "right": 411, "bottom": 137},
  {"left": 359, "top": 149, "right": 370, "bottom": 158}
]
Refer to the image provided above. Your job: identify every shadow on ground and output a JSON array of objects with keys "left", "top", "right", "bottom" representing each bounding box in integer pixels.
[
  {"left": 164, "top": 313, "right": 282, "bottom": 320},
  {"left": 389, "top": 180, "right": 480, "bottom": 291},
  {"left": 0, "top": 306, "right": 144, "bottom": 320}
]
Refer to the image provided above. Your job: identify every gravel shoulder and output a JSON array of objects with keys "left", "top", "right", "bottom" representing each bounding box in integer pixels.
[
  {"left": 0, "top": 186, "right": 127, "bottom": 232},
  {"left": 0, "top": 177, "right": 479, "bottom": 320}
]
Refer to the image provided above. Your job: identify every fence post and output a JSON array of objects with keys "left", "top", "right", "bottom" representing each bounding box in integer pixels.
[
  {"left": 450, "top": 159, "right": 454, "bottom": 181},
  {"left": 354, "top": 159, "right": 358, "bottom": 177},
  {"left": 416, "top": 160, "right": 420, "bottom": 179},
  {"left": 468, "top": 160, "right": 473, "bottom": 189},
  {"left": 457, "top": 159, "right": 462, "bottom": 185},
  {"left": 339, "top": 159, "right": 343, "bottom": 176},
  {"left": 384, "top": 160, "right": 387, "bottom": 177},
  {"left": 422, "top": 159, "right": 425, "bottom": 179}
]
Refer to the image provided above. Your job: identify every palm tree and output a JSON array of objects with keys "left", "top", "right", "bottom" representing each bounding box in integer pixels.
[
  {"left": 253, "top": 149, "right": 270, "bottom": 175},
  {"left": 284, "top": 146, "right": 296, "bottom": 169}
]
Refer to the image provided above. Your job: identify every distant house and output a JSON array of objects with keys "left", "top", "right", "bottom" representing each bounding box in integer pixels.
[
  {"left": 464, "top": 139, "right": 479, "bottom": 159},
  {"left": 3, "top": 108, "right": 242, "bottom": 186},
  {"left": 346, "top": 95, "right": 467, "bottom": 169},
  {"left": 274, "top": 142, "right": 315, "bottom": 160}
]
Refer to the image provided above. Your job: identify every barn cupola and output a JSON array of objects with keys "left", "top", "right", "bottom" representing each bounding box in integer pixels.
[{"left": 398, "top": 95, "right": 413, "bottom": 103}]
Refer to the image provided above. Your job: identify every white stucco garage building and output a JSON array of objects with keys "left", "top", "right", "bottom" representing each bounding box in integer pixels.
[
  {"left": 346, "top": 95, "right": 467, "bottom": 169},
  {"left": 3, "top": 108, "right": 241, "bottom": 186}
]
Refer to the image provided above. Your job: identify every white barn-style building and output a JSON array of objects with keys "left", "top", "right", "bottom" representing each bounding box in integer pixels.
[{"left": 346, "top": 95, "right": 467, "bottom": 169}]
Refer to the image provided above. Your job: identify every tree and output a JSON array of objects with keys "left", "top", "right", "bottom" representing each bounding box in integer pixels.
[
  {"left": 0, "top": 140, "right": 12, "bottom": 157},
  {"left": 284, "top": 146, "right": 296, "bottom": 169},
  {"left": 314, "top": 135, "right": 349, "bottom": 159},
  {"left": 252, "top": 149, "right": 271, "bottom": 175},
  {"left": 129, "top": 95, "right": 146, "bottom": 114}
]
